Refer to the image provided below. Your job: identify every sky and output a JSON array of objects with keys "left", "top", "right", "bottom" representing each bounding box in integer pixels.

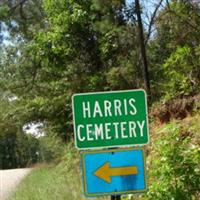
[
  {"left": 1, "top": 22, "right": 13, "bottom": 46},
  {"left": 23, "top": 122, "right": 45, "bottom": 138}
]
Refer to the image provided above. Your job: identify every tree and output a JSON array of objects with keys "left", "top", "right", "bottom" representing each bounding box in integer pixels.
[
  {"left": 135, "top": 0, "right": 150, "bottom": 97},
  {"left": 0, "top": 0, "right": 44, "bottom": 42},
  {"left": 0, "top": 0, "right": 142, "bottom": 141},
  {"left": 148, "top": 0, "right": 200, "bottom": 99},
  {"left": 0, "top": 97, "right": 41, "bottom": 169}
]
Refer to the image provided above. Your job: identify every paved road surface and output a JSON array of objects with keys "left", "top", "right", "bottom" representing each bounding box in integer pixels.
[{"left": 0, "top": 168, "right": 32, "bottom": 200}]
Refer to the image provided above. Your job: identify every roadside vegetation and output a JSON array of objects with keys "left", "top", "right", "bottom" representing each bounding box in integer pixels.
[
  {"left": 9, "top": 142, "right": 108, "bottom": 200},
  {"left": 0, "top": 0, "right": 200, "bottom": 199},
  {"left": 10, "top": 110, "right": 200, "bottom": 200}
]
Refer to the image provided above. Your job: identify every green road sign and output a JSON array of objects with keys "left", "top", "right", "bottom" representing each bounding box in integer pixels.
[{"left": 72, "top": 89, "right": 149, "bottom": 149}]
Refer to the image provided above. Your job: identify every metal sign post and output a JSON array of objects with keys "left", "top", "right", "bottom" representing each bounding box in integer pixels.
[{"left": 111, "top": 195, "right": 121, "bottom": 200}]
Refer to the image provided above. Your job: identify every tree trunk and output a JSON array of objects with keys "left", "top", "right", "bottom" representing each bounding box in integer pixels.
[{"left": 135, "top": 0, "right": 151, "bottom": 98}]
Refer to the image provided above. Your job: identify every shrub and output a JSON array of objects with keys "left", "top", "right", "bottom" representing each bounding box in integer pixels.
[{"left": 146, "top": 122, "right": 200, "bottom": 200}]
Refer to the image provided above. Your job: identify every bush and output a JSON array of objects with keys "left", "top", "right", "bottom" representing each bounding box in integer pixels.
[
  {"left": 146, "top": 121, "right": 200, "bottom": 200},
  {"left": 163, "top": 46, "right": 200, "bottom": 99}
]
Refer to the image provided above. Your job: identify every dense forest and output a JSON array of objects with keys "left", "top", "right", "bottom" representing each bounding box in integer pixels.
[{"left": 0, "top": 0, "right": 200, "bottom": 199}]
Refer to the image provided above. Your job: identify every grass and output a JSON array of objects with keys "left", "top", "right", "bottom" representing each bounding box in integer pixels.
[
  {"left": 10, "top": 166, "right": 74, "bottom": 200},
  {"left": 9, "top": 142, "right": 109, "bottom": 200}
]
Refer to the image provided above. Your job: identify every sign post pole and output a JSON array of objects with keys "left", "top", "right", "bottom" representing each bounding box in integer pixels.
[{"left": 111, "top": 195, "right": 121, "bottom": 200}]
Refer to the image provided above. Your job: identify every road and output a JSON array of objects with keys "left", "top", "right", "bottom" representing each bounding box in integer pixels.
[{"left": 0, "top": 168, "right": 32, "bottom": 200}]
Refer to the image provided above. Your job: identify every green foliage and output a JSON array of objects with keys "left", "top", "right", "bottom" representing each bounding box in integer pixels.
[
  {"left": 0, "top": 98, "right": 41, "bottom": 169},
  {"left": 146, "top": 120, "right": 200, "bottom": 200},
  {"left": 0, "top": 5, "right": 9, "bottom": 19},
  {"left": 162, "top": 46, "right": 200, "bottom": 99},
  {"left": 0, "top": 0, "right": 140, "bottom": 144},
  {"left": 0, "top": 94, "right": 65, "bottom": 169},
  {"left": 38, "top": 133, "right": 65, "bottom": 163},
  {"left": 149, "top": 1, "right": 200, "bottom": 100},
  {"left": 0, "top": 122, "right": 65, "bottom": 169}
]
